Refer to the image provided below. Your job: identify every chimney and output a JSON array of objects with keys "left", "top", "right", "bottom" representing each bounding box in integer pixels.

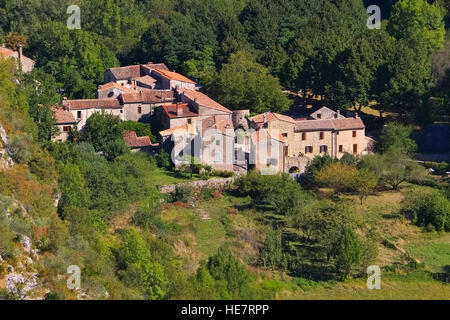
[
  {"left": 177, "top": 104, "right": 184, "bottom": 117},
  {"left": 335, "top": 110, "right": 340, "bottom": 118},
  {"left": 263, "top": 113, "right": 267, "bottom": 123},
  {"left": 18, "top": 44, "right": 23, "bottom": 71},
  {"left": 354, "top": 112, "right": 359, "bottom": 118}
]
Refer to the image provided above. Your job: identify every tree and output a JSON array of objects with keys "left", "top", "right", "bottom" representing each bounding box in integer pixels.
[
  {"left": 83, "top": 112, "right": 128, "bottom": 159},
  {"left": 58, "top": 163, "right": 90, "bottom": 212},
  {"left": 401, "top": 190, "right": 450, "bottom": 232},
  {"left": 202, "top": 50, "right": 290, "bottom": 113},
  {"left": 316, "top": 162, "right": 358, "bottom": 195},
  {"left": 387, "top": 0, "right": 446, "bottom": 56},
  {"left": 352, "top": 168, "right": 378, "bottom": 205},
  {"left": 377, "top": 122, "right": 417, "bottom": 155},
  {"left": 207, "top": 247, "right": 252, "bottom": 299},
  {"left": 116, "top": 229, "right": 168, "bottom": 300},
  {"left": 332, "top": 226, "right": 365, "bottom": 278},
  {"left": 258, "top": 228, "right": 288, "bottom": 270}
]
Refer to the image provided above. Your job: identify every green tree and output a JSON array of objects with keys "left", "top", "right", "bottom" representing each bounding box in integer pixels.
[
  {"left": 332, "top": 226, "right": 365, "bottom": 278},
  {"left": 116, "top": 229, "right": 168, "bottom": 300},
  {"left": 352, "top": 168, "right": 378, "bottom": 205},
  {"left": 58, "top": 163, "right": 90, "bottom": 212},
  {"left": 202, "top": 50, "right": 290, "bottom": 113},
  {"left": 401, "top": 190, "right": 450, "bottom": 232},
  {"left": 83, "top": 112, "right": 128, "bottom": 159},
  {"left": 377, "top": 122, "right": 417, "bottom": 155}
]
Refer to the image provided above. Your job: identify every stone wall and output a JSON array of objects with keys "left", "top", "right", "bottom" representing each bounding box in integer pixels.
[{"left": 158, "top": 176, "right": 237, "bottom": 194}]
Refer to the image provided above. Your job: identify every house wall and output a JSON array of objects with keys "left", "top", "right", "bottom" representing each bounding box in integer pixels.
[
  {"left": 53, "top": 124, "right": 74, "bottom": 142},
  {"left": 123, "top": 102, "right": 154, "bottom": 122},
  {"left": 250, "top": 137, "right": 285, "bottom": 174},
  {"left": 335, "top": 128, "right": 368, "bottom": 158}
]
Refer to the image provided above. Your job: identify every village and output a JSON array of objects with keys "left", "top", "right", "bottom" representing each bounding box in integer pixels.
[{"left": 51, "top": 62, "right": 374, "bottom": 175}]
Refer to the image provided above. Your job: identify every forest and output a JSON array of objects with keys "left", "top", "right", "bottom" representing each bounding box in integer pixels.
[{"left": 0, "top": 0, "right": 449, "bottom": 300}]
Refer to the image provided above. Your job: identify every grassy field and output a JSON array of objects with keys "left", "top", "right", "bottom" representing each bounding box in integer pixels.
[{"left": 156, "top": 182, "right": 449, "bottom": 299}]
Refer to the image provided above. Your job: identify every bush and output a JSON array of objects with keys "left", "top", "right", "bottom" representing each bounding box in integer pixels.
[
  {"left": 401, "top": 190, "right": 450, "bottom": 232},
  {"left": 172, "top": 185, "right": 193, "bottom": 203},
  {"left": 8, "top": 134, "right": 33, "bottom": 163}
]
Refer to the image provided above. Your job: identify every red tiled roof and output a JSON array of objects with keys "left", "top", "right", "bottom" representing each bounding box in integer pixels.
[
  {"left": 153, "top": 68, "right": 196, "bottom": 84},
  {"left": 251, "top": 128, "right": 286, "bottom": 143},
  {"left": 178, "top": 89, "right": 232, "bottom": 114},
  {"left": 135, "top": 75, "right": 157, "bottom": 87},
  {"left": 141, "top": 63, "right": 169, "bottom": 73},
  {"left": 0, "top": 47, "right": 15, "bottom": 57},
  {"left": 120, "top": 90, "right": 175, "bottom": 104},
  {"left": 123, "top": 131, "right": 156, "bottom": 148},
  {"left": 51, "top": 106, "right": 77, "bottom": 124},
  {"left": 249, "top": 112, "right": 296, "bottom": 124},
  {"left": 294, "top": 117, "right": 365, "bottom": 132},
  {"left": 63, "top": 98, "right": 122, "bottom": 110},
  {"left": 0, "top": 46, "right": 35, "bottom": 62},
  {"left": 159, "top": 123, "right": 197, "bottom": 136},
  {"left": 108, "top": 65, "right": 142, "bottom": 80},
  {"left": 200, "top": 116, "right": 235, "bottom": 137},
  {"left": 330, "top": 117, "right": 365, "bottom": 130},
  {"left": 161, "top": 104, "right": 198, "bottom": 118},
  {"left": 98, "top": 82, "right": 136, "bottom": 93}
]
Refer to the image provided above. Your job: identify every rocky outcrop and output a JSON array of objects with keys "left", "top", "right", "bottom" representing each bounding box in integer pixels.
[{"left": 0, "top": 125, "right": 14, "bottom": 168}]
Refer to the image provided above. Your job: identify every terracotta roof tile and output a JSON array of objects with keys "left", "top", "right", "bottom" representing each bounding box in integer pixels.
[
  {"left": 63, "top": 98, "right": 122, "bottom": 110},
  {"left": 123, "top": 131, "right": 157, "bottom": 148},
  {"left": 161, "top": 104, "right": 198, "bottom": 118},
  {"left": 251, "top": 128, "right": 286, "bottom": 143},
  {"left": 98, "top": 82, "right": 137, "bottom": 93},
  {"left": 153, "top": 69, "right": 196, "bottom": 84},
  {"left": 51, "top": 106, "right": 77, "bottom": 124},
  {"left": 178, "top": 89, "right": 232, "bottom": 114},
  {"left": 120, "top": 90, "right": 175, "bottom": 104},
  {"left": 159, "top": 123, "right": 197, "bottom": 136},
  {"left": 249, "top": 112, "right": 296, "bottom": 124},
  {"left": 330, "top": 117, "right": 365, "bottom": 130},
  {"left": 200, "top": 116, "right": 235, "bottom": 137}
]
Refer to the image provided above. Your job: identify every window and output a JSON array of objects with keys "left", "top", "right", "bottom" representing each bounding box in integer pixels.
[
  {"left": 353, "top": 144, "right": 358, "bottom": 154},
  {"left": 282, "top": 133, "right": 288, "bottom": 138},
  {"left": 339, "top": 145, "right": 343, "bottom": 153},
  {"left": 187, "top": 118, "right": 192, "bottom": 124},
  {"left": 263, "top": 123, "right": 268, "bottom": 128},
  {"left": 317, "top": 113, "right": 322, "bottom": 119},
  {"left": 305, "top": 146, "right": 313, "bottom": 153},
  {"left": 138, "top": 106, "right": 142, "bottom": 114},
  {"left": 284, "top": 146, "right": 289, "bottom": 157},
  {"left": 216, "top": 140, "right": 220, "bottom": 146},
  {"left": 319, "top": 132, "right": 324, "bottom": 140},
  {"left": 120, "top": 109, "right": 123, "bottom": 114},
  {"left": 352, "top": 130, "right": 357, "bottom": 138},
  {"left": 302, "top": 132, "right": 306, "bottom": 141},
  {"left": 320, "top": 145, "right": 328, "bottom": 153},
  {"left": 77, "top": 111, "right": 82, "bottom": 119},
  {"left": 63, "top": 126, "right": 71, "bottom": 132}
]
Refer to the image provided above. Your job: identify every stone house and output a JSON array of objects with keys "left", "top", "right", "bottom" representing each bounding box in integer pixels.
[
  {"left": 51, "top": 106, "right": 77, "bottom": 142},
  {"left": 249, "top": 128, "right": 286, "bottom": 175},
  {"left": 62, "top": 98, "right": 123, "bottom": 131},
  {"left": 150, "top": 69, "right": 198, "bottom": 90},
  {"left": 119, "top": 90, "right": 175, "bottom": 122},
  {"left": 123, "top": 130, "right": 158, "bottom": 153},
  {"left": 0, "top": 45, "right": 35, "bottom": 73},
  {"left": 156, "top": 89, "right": 233, "bottom": 130},
  {"left": 249, "top": 110, "right": 373, "bottom": 173},
  {"left": 104, "top": 63, "right": 169, "bottom": 87}
]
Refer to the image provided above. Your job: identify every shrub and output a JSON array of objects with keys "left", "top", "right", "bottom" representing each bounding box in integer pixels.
[
  {"left": 401, "top": 190, "right": 450, "bottom": 232},
  {"left": 8, "top": 134, "right": 33, "bottom": 163},
  {"left": 172, "top": 185, "right": 193, "bottom": 203}
]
